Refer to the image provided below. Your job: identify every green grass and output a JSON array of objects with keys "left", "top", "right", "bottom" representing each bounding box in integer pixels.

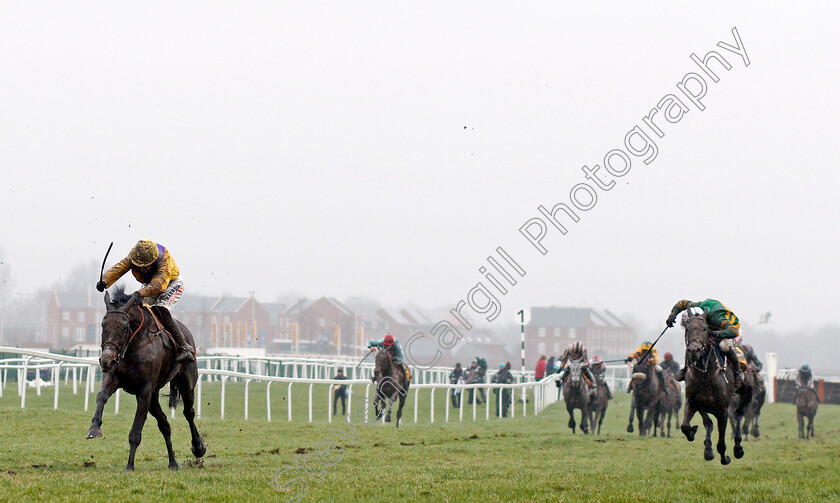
[{"left": 1, "top": 381, "right": 838, "bottom": 502}]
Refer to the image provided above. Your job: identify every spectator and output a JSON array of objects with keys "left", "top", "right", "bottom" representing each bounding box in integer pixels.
[
  {"left": 332, "top": 368, "right": 348, "bottom": 416},
  {"left": 535, "top": 355, "right": 547, "bottom": 380},
  {"left": 493, "top": 362, "right": 515, "bottom": 417},
  {"left": 546, "top": 356, "right": 556, "bottom": 376},
  {"left": 450, "top": 363, "right": 463, "bottom": 408}
]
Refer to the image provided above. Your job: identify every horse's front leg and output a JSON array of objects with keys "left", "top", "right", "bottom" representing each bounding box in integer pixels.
[
  {"left": 714, "top": 411, "right": 731, "bottom": 465},
  {"left": 732, "top": 412, "right": 745, "bottom": 459},
  {"left": 395, "top": 393, "right": 406, "bottom": 429},
  {"left": 700, "top": 411, "right": 715, "bottom": 461},
  {"left": 125, "top": 386, "right": 153, "bottom": 472},
  {"left": 797, "top": 411, "right": 805, "bottom": 439},
  {"left": 681, "top": 402, "right": 699, "bottom": 441},
  {"left": 581, "top": 404, "right": 591, "bottom": 435},
  {"left": 627, "top": 395, "right": 636, "bottom": 433},
  {"left": 566, "top": 403, "right": 576, "bottom": 433},
  {"left": 87, "top": 372, "right": 119, "bottom": 439}
]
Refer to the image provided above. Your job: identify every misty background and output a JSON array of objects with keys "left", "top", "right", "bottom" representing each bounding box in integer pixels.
[{"left": 1, "top": 3, "right": 838, "bottom": 372}]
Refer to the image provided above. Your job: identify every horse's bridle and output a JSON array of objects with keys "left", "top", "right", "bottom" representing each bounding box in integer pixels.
[{"left": 102, "top": 305, "right": 145, "bottom": 362}]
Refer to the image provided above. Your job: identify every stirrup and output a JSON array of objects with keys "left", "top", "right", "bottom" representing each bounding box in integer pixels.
[
  {"left": 674, "top": 367, "right": 687, "bottom": 382},
  {"left": 176, "top": 347, "right": 195, "bottom": 364}
]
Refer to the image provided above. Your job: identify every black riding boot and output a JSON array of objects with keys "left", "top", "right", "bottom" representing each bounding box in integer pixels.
[
  {"left": 157, "top": 307, "right": 195, "bottom": 364},
  {"left": 725, "top": 348, "right": 743, "bottom": 388},
  {"left": 675, "top": 352, "right": 689, "bottom": 381}
]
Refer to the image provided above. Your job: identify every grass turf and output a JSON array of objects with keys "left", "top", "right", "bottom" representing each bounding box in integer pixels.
[{"left": 0, "top": 381, "right": 838, "bottom": 502}]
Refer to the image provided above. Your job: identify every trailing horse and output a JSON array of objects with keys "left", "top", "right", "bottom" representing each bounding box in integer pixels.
[
  {"left": 729, "top": 366, "right": 758, "bottom": 441},
  {"left": 795, "top": 387, "right": 818, "bottom": 439},
  {"left": 627, "top": 358, "right": 662, "bottom": 436},
  {"left": 559, "top": 360, "right": 592, "bottom": 434},
  {"left": 590, "top": 372, "right": 610, "bottom": 435},
  {"left": 680, "top": 311, "right": 751, "bottom": 465},
  {"left": 372, "top": 348, "right": 410, "bottom": 428},
  {"left": 87, "top": 288, "right": 206, "bottom": 471},
  {"left": 741, "top": 367, "right": 766, "bottom": 439},
  {"left": 656, "top": 370, "right": 682, "bottom": 438}
]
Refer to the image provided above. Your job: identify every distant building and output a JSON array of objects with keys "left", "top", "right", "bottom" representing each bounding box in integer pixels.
[
  {"left": 274, "top": 297, "right": 357, "bottom": 355},
  {"left": 45, "top": 290, "right": 104, "bottom": 349},
  {"left": 526, "top": 306, "right": 636, "bottom": 360}
]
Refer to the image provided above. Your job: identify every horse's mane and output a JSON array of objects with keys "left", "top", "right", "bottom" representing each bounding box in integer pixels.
[{"left": 108, "top": 285, "right": 132, "bottom": 309}]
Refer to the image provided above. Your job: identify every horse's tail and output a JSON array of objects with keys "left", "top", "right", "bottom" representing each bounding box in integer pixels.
[{"left": 168, "top": 381, "right": 183, "bottom": 410}]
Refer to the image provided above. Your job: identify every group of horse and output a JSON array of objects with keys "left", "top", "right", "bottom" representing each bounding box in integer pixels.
[
  {"left": 86, "top": 290, "right": 821, "bottom": 472},
  {"left": 560, "top": 311, "right": 774, "bottom": 465}
]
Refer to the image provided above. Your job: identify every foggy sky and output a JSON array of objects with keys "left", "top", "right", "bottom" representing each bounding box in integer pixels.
[{"left": 2, "top": 2, "right": 839, "bottom": 336}]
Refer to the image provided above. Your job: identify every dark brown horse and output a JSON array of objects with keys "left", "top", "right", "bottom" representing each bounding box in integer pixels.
[
  {"left": 729, "top": 366, "right": 758, "bottom": 441},
  {"left": 680, "top": 312, "right": 751, "bottom": 464},
  {"left": 742, "top": 368, "right": 766, "bottom": 438},
  {"left": 795, "top": 387, "right": 818, "bottom": 439},
  {"left": 372, "top": 348, "right": 410, "bottom": 428},
  {"left": 87, "top": 288, "right": 205, "bottom": 471},
  {"left": 656, "top": 371, "right": 682, "bottom": 438},
  {"left": 590, "top": 371, "right": 610, "bottom": 435},
  {"left": 628, "top": 358, "right": 662, "bottom": 436},
  {"left": 559, "top": 360, "right": 591, "bottom": 434}
]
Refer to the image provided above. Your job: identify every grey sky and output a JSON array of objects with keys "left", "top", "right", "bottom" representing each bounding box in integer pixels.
[{"left": 2, "top": 2, "right": 838, "bottom": 335}]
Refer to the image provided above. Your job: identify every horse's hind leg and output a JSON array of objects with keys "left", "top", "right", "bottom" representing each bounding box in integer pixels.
[
  {"left": 148, "top": 392, "right": 178, "bottom": 470},
  {"left": 700, "top": 412, "right": 715, "bottom": 461},
  {"left": 87, "top": 373, "right": 118, "bottom": 439},
  {"left": 125, "top": 386, "right": 153, "bottom": 472},
  {"left": 714, "top": 411, "right": 731, "bottom": 465},
  {"left": 176, "top": 371, "right": 205, "bottom": 458}
]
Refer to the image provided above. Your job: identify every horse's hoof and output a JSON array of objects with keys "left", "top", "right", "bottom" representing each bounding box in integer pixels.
[
  {"left": 124, "top": 466, "right": 134, "bottom": 472},
  {"left": 192, "top": 444, "right": 206, "bottom": 458},
  {"left": 86, "top": 428, "right": 103, "bottom": 439},
  {"left": 721, "top": 455, "right": 731, "bottom": 465},
  {"left": 627, "top": 425, "right": 634, "bottom": 433},
  {"left": 681, "top": 425, "right": 696, "bottom": 442},
  {"left": 734, "top": 445, "right": 744, "bottom": 459},
  {"left": 385, "top": 416, "right": 391, "bottom": 423},
  {"left": 169, "top": 463, "right": 179, "bottom": 471},
  {"left": 704, "top": 449, "right": 715, "bottom": 461}
]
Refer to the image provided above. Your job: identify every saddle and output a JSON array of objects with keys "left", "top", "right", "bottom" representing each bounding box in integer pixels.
[{"left": 139, "top": 304, "right": 177, "bottom": 351}]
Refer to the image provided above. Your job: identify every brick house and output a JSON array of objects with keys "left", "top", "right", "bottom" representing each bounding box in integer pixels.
[
  {"left": 274, "top": 297, "right": 356, "bottom": 355},
  {"left": 45, "top": 290, "right": 104, "bottom": 350},
  {"left": 526, "top": 306, "right": 636, "bottom": 361}
]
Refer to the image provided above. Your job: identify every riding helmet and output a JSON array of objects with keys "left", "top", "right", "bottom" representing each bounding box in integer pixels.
[
  {"left": 384, "top": 334, "right": 395, "bottom": 346},
  {"left": 130, "top": 239, "right": 159, "bottom": 267}
]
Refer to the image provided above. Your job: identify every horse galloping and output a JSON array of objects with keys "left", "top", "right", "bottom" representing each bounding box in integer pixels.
[
  {"left": 372, "top": 348, "right": 410, "bottom": 428},
  {"left": 657, "top": 371, "right": 682, "bottom": 438},
  {"left": 590, "top": 372, "right": 611, "bottom": 435},
  {"left": 559, "top": 360, "right": 592, "bottom": 434},
  {"left": 729, "top": 365, "right": 758, "bottom": 441},
  {"left": 742, "top": 367, "right": 766, "bottom": 439},
  {"left": 628, "top": 358, "right": 662, "bottom": 436},
  {"left": 795, "top": 387, "right": 818, "bottom": 439},
  {"left": 680, "top": 311, "right": 751, "bottom": 465},
  {"left": 87, "top": 288, "right": 205, "bottom": 471}
]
